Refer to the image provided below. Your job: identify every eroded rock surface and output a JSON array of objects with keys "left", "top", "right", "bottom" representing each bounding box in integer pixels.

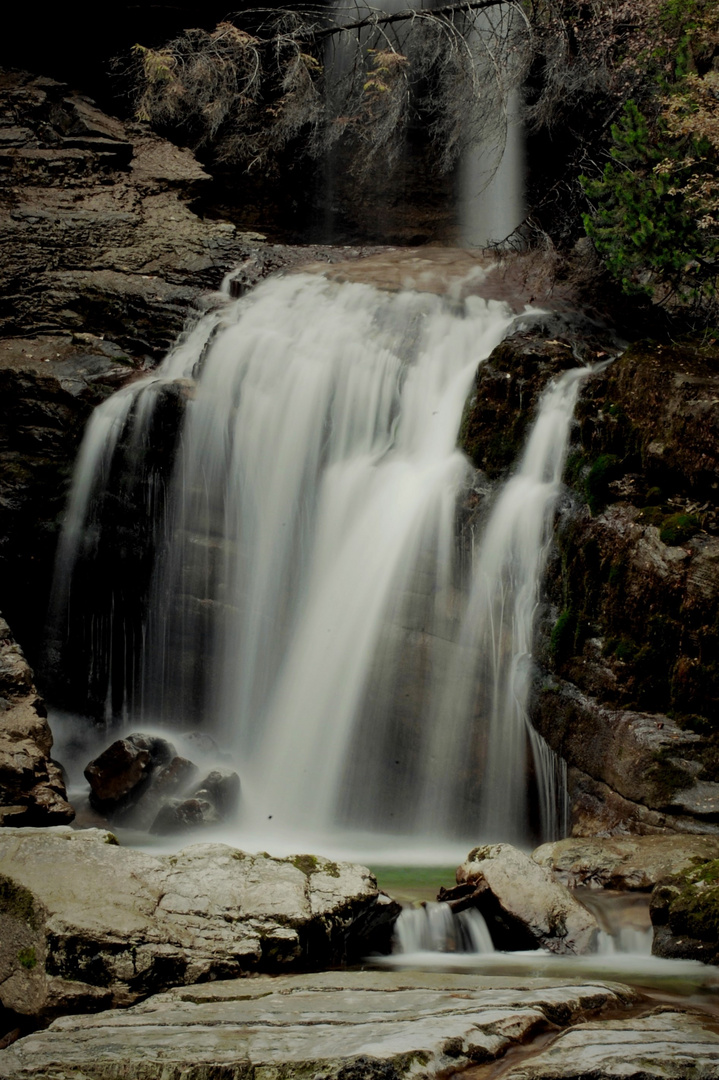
[
  {"left": 530, "top": 337, "right": 719, "bottom": 836},
  {"left": 534, "top": 835, "right": 719, "bottom": 891},
  {"left": 0, "top": 827, "right": 399, "bottom": 1019},
  {"left": 0, "top": 971, "right": 639, "bottom": 1080},
  {"left": 456, "top": 844, "right": 598, "bottom": 954},
  {"left": 500, "top": 1008, "right": 719, "bottom": 1079},
  {"left": 0, "top": 616, "right": 73, "bottom": 827}
]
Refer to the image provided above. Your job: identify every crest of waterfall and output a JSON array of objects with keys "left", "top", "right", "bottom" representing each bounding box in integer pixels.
[{"left": 48, "top": 268, "right": 589, "bottom": 850}]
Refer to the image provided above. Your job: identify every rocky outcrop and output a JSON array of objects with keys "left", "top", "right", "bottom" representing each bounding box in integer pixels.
[
  {"left": 82, "top": 732, "right": 240, "bottom": 832},
  {"left": 528, "top": 337, "right": 719, "bottom": 836},
  {"left": 0, "top": 970, "right": 642, "bottom": 1080},
  {"left": 0, "top": 826, "right": 400, "bottom": 1019},
  {"left": 650, "top": 858, "right": 719, "bottom": 965},
  {"left": 454, "top": 844, "right": 598, "bottom": 954},
  {"left": 533, "top": 835, "right": 719, "bottom": 891},
  {"left": 0, "top": 616, "right": 73, "bottom": 827}
]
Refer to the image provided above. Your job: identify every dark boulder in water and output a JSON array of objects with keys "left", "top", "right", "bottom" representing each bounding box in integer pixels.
[{"left": 84, "top": 733, "right": 175, "bottom": 812}]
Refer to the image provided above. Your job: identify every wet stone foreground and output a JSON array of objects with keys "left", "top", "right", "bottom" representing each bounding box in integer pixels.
[{"left": 2, "top": 970, "right": 719, "bottom": 1080}]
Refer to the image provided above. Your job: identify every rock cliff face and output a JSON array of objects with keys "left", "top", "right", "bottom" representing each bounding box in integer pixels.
[
  {"left": 0, "top": 616, "right": 73, "bottom": 826},
  {"left": 460, "top": 331, "right": 719, "bottom": 837},
  {"left": 0, "top": 68, "right": 376, "bottom": 668}
]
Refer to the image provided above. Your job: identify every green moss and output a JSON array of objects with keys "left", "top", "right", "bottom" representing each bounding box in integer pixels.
[
  {"left": 0, "top": 875, "right": 40, "bottom": 930},
  {"left": 323, "top": 861, "right": 341, "bottom": 878},
  {"left": 638, "top": 505, "right": 665, "bottom": 526},
  {"left": 659, "top": 512, "right": 700, "bottom": 545},
  {"left": 664, "top": 858, "right": 719, "bottom": 941},
  {"left": 550, "top": 609, "right": 577, "bottom": 663},
  {"left": 18, "top": 946, "right": 37, "bottom": 970},
  {"left": 585, "top": 454, "right": 621, "bottom": 514},
  {"left": 644, "top": 486, "right": 664, "bottom": 505},
  {"left": 564, "top": 450, "right": 587, "bottom": 489},
  {"left": 104, "top": 833, "right": 119, "bottom": 845},
  {"left": 603, "top": 635, "right": 639, "bottom": 664},
  {"left": 292, "top": 854, "right": 319, "bottom": 876}
]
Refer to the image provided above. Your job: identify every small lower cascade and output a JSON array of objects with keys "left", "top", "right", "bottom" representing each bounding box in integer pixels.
[
  {"left": 394, "top": 903, "right": 495, "bottom": 955},
  {"left": 48, "top": 267, "right": 589, "bottom": 852}
]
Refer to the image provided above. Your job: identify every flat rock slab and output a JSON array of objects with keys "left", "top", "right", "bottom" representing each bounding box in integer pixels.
[
  {"left": 0, "top": 971, "right": 639, "bottom": 1080},
  {"left": 501, "top": 1008, "right": 719, "bottom": 1078},
  {"left": 533, "top": 835, "right": 719, "bottom": 891}
]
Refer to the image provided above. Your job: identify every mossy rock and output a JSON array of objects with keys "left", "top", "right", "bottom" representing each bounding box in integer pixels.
[
  {"left": 651, "top": 858, "right": 719, "bottom": 963},
  {"left": 659, "top": 512, "right": 700, "bottom": 546}
]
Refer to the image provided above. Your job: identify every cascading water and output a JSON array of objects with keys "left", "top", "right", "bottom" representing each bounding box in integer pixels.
[
  {"left": 48, "top": 266, "right": 587, "bottom": 855},
  {"left": 418, "top": 368, "right": 589, "bottom": 844}
]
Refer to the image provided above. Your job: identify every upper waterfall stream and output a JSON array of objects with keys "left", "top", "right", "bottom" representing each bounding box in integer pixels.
[{"left": 49, "top": 268, "right": 586, "bottom": 859}]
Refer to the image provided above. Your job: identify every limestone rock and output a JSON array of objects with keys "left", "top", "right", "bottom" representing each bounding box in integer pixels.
[
  {"left": 533, "top": 835, "right": 719, "bottom": 891},
  {"left": 500, "top": 1008, "right": 719, "bottom": 1079},
  {"left": 456, "top": 844, "right": 598, "bottom": 954},
  {"left": 0, "top": 970, "right": 639, "bottom": 1079},
  {"left": 0, "top": 615, "right": 73, "bottom": 827},
  {"left": 650, "top": 858, "right": 719, "bottom": 965},
  {"left": 0, "top": 826, "right": 400, "bottom": 1018}
]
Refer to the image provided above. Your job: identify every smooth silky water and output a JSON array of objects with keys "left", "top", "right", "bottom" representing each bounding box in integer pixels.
[{"left": 45, "top": 263, "right": 719, "bottom": 1015}]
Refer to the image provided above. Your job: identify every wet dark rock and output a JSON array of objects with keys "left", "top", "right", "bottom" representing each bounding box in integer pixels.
[
  {"left": 150, "top": 797, "right": 222, "bottom": 834},
  {"left": 0, "top": 613, "right": 73, "bottom": 827},
  {"left": 84, "top": 733, "right": 175, "bottom": 813},
  {"left": 190, "top": 768, "right": 240, "bottom": 817},
  {"left": 650, "top": 858, "right": 719, "bottom": 965},
  {"left": 459, "top": 331, "right": 585, "bottom": 481}
]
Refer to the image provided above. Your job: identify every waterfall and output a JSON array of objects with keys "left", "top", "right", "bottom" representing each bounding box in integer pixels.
[
  {"left": 419, "top": 368, "right": 590, "bottom": 843},
  {"left": 394, "top": 902, "right": 494, "bottom": 954},
  {"left": 48, "top": 267, "right": 588, "bottom": 852}
]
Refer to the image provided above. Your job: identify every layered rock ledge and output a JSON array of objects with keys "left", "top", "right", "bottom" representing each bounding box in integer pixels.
[
  {"left": 0, "top": 971, "right": 645, "bottom": 1080},
  {"left": 0, "top": 827, "right": 399, "bottom": 1019}
]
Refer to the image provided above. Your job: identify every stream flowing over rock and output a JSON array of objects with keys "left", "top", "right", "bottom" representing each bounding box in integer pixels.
[{"left": 0, "top": 827, "right": 399, "bottom": 1019}]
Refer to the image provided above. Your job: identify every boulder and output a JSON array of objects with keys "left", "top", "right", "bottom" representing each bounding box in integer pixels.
[
  {"left": 190, "top": 767, "right": 241, "bottom": 817},
  {"left": 84, "top": 733, "right": 176, "bottom": 813},
  {"left": 533, "top": 835, "right": 719, "bottom": 891},
  {"left": 0, "top": 826, "right": 400, "bottom": 1019},
  {"left": 456, "top": 844, "right": 598, "bottom": 954},
  {"left": 0, "top": 971, "right": 642, "bottom": 1080},
  {"left": 149, "top": 797, "right": 221, "bottom": 834},
  {"left": 650, "top": 858, "right": 719, "bottom": 965},
  {"left": 0, "top": 614, "right": 73, "bottom": 827}
]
